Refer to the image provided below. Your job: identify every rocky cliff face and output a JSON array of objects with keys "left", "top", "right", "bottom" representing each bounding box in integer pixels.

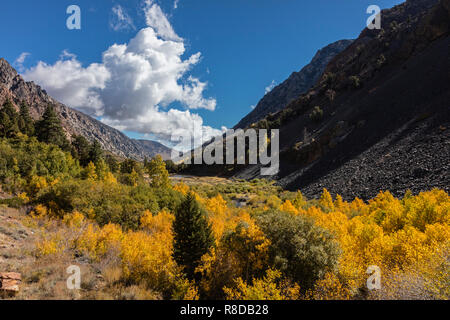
[
  {"left": 0, "top": 58, "right": 170, "bottom": 160},
  {"left": 235, "top": 39, "right": 353, "bottom": 129}
]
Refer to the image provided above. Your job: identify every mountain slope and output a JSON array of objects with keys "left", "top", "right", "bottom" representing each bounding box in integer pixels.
[
  {"left": 135, "top": 139, "right": 172, "bottom": 160},
  {"left": 0, "top": 58, "right": 170, "bottom": 160},
  {"left": 235, "top": 39, "right": 353, "bottom": 129},
  {"left": 233, "top": 0, "right": 450, "bottom": 200}
]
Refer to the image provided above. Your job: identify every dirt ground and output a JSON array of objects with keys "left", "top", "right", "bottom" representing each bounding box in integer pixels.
[
  {"left": 0, "top": 205, "right": 103, "bottom": 300},
  {"left": 170, "top": 174, "right": 234, "bottom": 186}
]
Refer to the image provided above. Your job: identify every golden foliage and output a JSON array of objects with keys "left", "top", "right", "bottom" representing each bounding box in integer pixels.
[
  {"left": 279, "top": 200, "right": 299, "bottom": 215},
  {"left": 120, "top": 230, "right": 177, "bottom": 292},
  {"left": 18, "top": 192, "right": 30, "bottom": 203},
  {"left": 85, "top": 162, "right": 98, "bottom": 181},
  {"left": 31, "top": 204, "right": 48, "bottom": 217},
  {"left": 27, "top": 175, "right": 48, "bottom": 195},
  {"left": 140, "top": 209, "right": 174, "bottom": 235},
  {"left": 319, "top": 188, "right": 335, "bottom": 211},
  {"left": 103, "top": 172, "right": 118, "bottom": 184},
  {"left": 35, "top": 232, "right": 66, "bottom": 257},
  {"left": 25, "top": 159, "right": 449, "bottom": 301},
  {"left": 204, "top": 194, "right": 233, "bottom": 239},
  {"left": 224, "top": 269, "right": 300, "bottom": 300},
  {"left": 306, "top": 272, "right": 352, "bottom": 300},
  {"left": 196, "top": 213, "right": 271, "bottom": 298},
  {"left": 173, "top": 182, "right": 190, "bottom": 195},
  {"left": 76, "top": 223, "right": 123, "bottom": 260},
  {"left": 63, "top": 211, "right": 86, "bottom": 229},
  {"left": 300, "top": 189, "right": 450, "bottom": 298}
]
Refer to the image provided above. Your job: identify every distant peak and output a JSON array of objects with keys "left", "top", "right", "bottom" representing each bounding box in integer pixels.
[
  {"left": 0, "top": 58, "right": 20, "bottom": 88},
  {"left": 0, "top": 58, "right": 14, "bottom": 69},
  {"left": 234, "top": 39, "right": 353, "bottom": 129}
]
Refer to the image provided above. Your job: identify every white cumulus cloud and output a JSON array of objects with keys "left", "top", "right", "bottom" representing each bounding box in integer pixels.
[
  {"left": 103, "top": 108, "right": 225, "bottom": 151},
  {"left": 13, "top": 52, "right": 31, "bottom": 72},
  {"left": 110, "top": 5, "right": 136, "bottom": 32},
  {"left": 144, "top": 0, "right": 181, "bottom": 41},
  {"left": 23, "top": 1, "right": 222, "bottom": 150},
  {"left": 265, "top": 80, "right": 276, "bottom": 95},
  {"left": 24, "top": 52, "right": 110, "bottom": 115}
]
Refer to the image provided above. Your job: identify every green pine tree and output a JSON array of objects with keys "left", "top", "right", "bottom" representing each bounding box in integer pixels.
[
  {"left": 105, "top": 154, "right": 120, "bottom": 173},
  {"left": 0, "top": 100, "right": 19, "bottom": 138},
  {"left": 18, "top": 102, "right": 35, "bottom": 136},
  {"left": 143, "top": 156, "right": 149, "bottom": 169},
  {"left": 36, "top": 105, "right": 69, "bottom": 150},
  {"left": 71, "top": 135, "right": 91, "bottom": 166},
  {"left": 89, "top": 140, "right": 103, "bottom": 165},
  {"left": 0, "top": 111, "right": 11, "bottom": 138},
  {"left": 173, "top": 192, "right": 215, "bottom": 280},
  {"left": 120, "top": 159, "right": 138, "bottom": 174}
]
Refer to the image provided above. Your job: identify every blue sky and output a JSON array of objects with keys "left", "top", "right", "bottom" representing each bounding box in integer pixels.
[{"left": 0, "top": 0, "right": 404, "bottom": 148}]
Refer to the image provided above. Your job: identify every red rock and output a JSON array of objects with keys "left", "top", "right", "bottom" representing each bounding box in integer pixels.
[
  {"left": 0, "top": 272, "right": 21, "bottom": 281},
  {"left": 0, "top": 272, "right": 21, "bottom": 297},
  {"left": 0, "top": 278, "right": 20, "bottom": 297},
  {"left": 1, "top": 279, "right": 19, "bottom": 290}
]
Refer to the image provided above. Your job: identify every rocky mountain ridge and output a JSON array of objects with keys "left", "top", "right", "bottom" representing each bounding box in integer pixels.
[
  {"left": 230, "top": 0, "right": 449, "bottom": 200},
  {"left": 235, "top": 39, "right": 353, "bottom": 129},
  {"left": 136, "top": 139, "right": 172, "bottom": 160},
  {"left": 0, "top": 58, "right": 170, "bottom": 160}
]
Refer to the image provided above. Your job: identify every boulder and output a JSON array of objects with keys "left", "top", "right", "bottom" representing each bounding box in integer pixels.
[{"left": 0, "top": 272, "right": 21, "bottom": 298}]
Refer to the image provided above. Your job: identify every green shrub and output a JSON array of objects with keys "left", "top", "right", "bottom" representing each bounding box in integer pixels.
[
  {"left": 323, "top": 72, "right": 336, "bottom": 87},
  {"left": 376, "top": 54, "right": 386, "bottom": 68},
  {"left": 390, "top": 20, "right": 399, "bottom": 31},
  {"left": 256, "top": 210, "right": 340, "bottom": 290},
  {"left": 0, "top": 196, "right": 27, "bottom": 208},
  {"left": 0, "top": 136, "right": 81, "bottom": 183},
  {"left": 309, "top": 106, "right": 324, "bottom": 122},
  {"left": 349, "top": 76, "right": 361, "bottom": 89}
]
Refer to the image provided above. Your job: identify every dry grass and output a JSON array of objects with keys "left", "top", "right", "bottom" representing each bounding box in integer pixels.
[
  {"left": 0, "top": 205, "right": 164, "bottom": 300},
  {"left": 170, "top": 175, "right": 234, "bottom": 187}
]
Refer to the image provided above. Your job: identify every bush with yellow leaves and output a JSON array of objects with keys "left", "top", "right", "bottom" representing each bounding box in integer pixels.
[
  {"left": 35, "top": 231, "right": 66, "bottom": 257},
  {"left": 116, "top": 209, "right": 190, "bottom": 298},
  {"left": 120, "top": 230, "right": 178, "bottom": 294},
  {"left": 76, "top": 223, "right": 124, "bottom": 260},
  {"left": 299, "top": 189, "right": 450, "bottom": 299},
  {"left": 224, "top": 269, "right": 300, "bottom": 300},
  {"left": 196, "top": 213, "right": 270, "bottom": 299}
]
